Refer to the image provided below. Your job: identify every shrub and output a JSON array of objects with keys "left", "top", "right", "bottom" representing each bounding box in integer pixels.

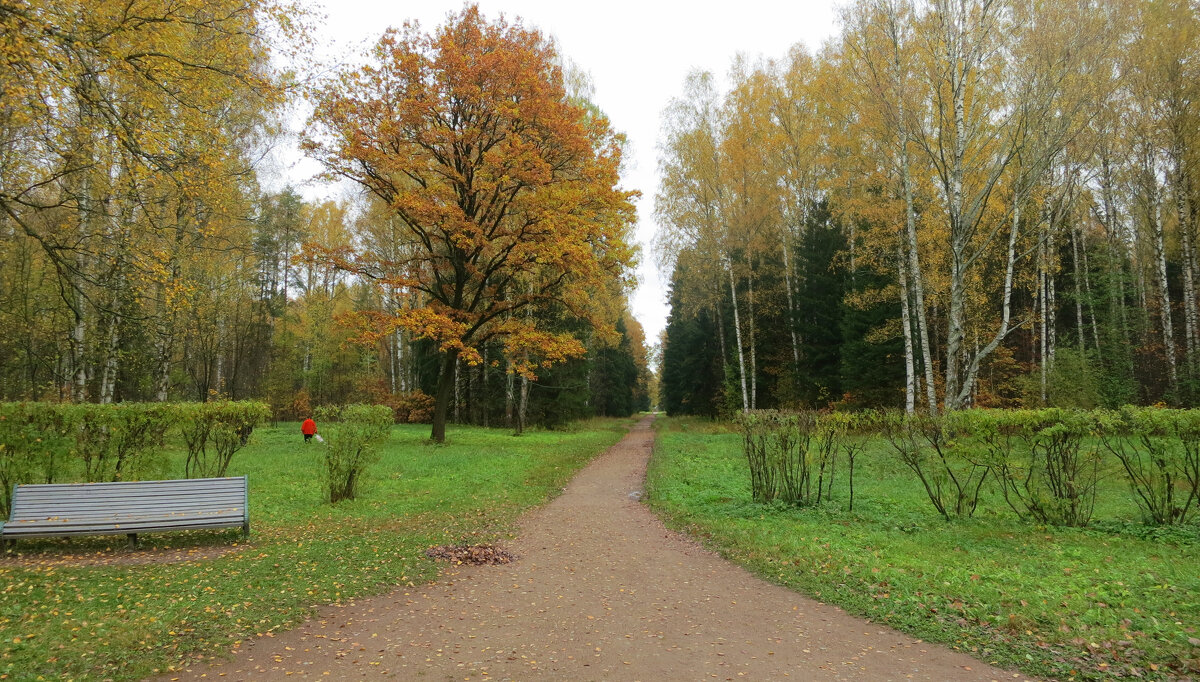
[
  {"left": 0, "top": 403, "right": 74, "bottom": 516},
  {"left": 879, "top": 411, "right": 991, "bottom": 520},
  {"left": 973, "top": 408, "right": 1099, "bottom": 527},
  {"left": 735, "top": 410, "right": 856, "bottom": 507},
  {"left": 392, "top": 390, "right": 435, "bottom": 424},
  {"left": 1098, "top": 407, "right": 1200, "bottom": 525},
  {"left": 356, "top": 379, "right": 436, "bottom": 424},
  {"left": 314, "top": 404, "right": 393, "bottom": 503},
  {"left": 176, "top": 401, "right": 271, "bottom": 478},
  {"left": 61, "top": 403, "right": 174, "bottom": 482}
]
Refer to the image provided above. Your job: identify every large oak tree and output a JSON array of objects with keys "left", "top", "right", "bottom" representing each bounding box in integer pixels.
[{"left": 303, "top": 6, "right": 636, "bottom": 442}]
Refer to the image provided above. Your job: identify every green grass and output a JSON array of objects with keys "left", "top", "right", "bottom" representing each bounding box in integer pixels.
[
  {"left": 0, "top": 417, "right": 633, "bottom": 680},
  {"left": 645, "top": 416, "right": 1200, "bottom": 681}
]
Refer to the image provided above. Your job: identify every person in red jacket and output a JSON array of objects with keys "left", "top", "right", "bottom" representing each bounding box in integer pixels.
[{"left": 301, "top": 417, "right": 317, "bottom": 443}]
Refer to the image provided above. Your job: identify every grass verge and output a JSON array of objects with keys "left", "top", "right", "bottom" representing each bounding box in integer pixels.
[
  {"left": 0, "top": 417, "right": 632, "bottom": 680},
  {"left": 645, "top": 416, "right": 1200, "bottom": 681}
]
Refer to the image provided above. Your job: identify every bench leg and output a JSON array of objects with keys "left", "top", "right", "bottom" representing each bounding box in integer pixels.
[
  {"left": 242, "top": 522, "right": 250, "bottom": 541},
  {"left": 127, "top": 533, "right": 138, "bottom": 549}
]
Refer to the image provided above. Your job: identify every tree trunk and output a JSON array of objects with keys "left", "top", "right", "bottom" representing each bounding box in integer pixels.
[
  {"left": 1150, "top": 168, "right": 1179, "bottom": 392},
  {"left": 431, "top": 348, "right": 459, "bottom": 443},
  {"left": 453, "top": 357, "right": 462, "bottom": 424},
  {"left": 1079, "top": 225, "right": 1102, "bottom": 353},
  {"left": 725, "top": 254, "right": 749, "bottom": 413},
  {"left": 1100, "top": 152, "right": 1133, "bottom": 350},
  {"left": 505, "top": 358, "right": 515, "bottom": 429},
  {"left": 71, "top": 280, "right": 88, "bottom": 403},
  {"left": 942, "top": 18, "right": 969, "bottom": 412},
  {"left": 898, "top": 239, "right": 916, "bottom": 413},
  {"left": 781, "top": 229, "right": 801, "bottom": 379},
  {"left": 957, "top": 189, "right": 1025, "bottom": 409},
  {"left": 900, "top": 112, "right": 937, "bottom": 413},
  {"left": 518, "top": 374, "right": 530, "bottom": 435},
  {"left": 1175, "top": 157, "right": 1198, "bottom": 375},
  {"left": 1040, "top": 238, "right": 1048, "bottom": 405},
  {"left": 99, "top": 310, "right": 119, "bottom": 404},
  {"left": 1071, "top": 223, "right": 1086, "bottom": 355},
  {"left": 746, "top": 256, "right": 758, "bottom": 410},
  {"left": 1048, "top": 270, "right": 1057, "bottom": 377},
  {"left": 155, "top": 329, "right": 173, "bottom": 402}
]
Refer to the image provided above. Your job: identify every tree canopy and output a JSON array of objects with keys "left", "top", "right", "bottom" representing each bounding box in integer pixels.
[{"left": 302, "top": 6, "right": 638, "bottom": 441}]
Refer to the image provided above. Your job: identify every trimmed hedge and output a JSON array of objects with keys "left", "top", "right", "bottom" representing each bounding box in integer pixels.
[
  {"left": 735, "top": 407, "right": 1200, "bottom": 527},
  {"left": 0, "top": 401, "right": 270, "bottom": 516}
]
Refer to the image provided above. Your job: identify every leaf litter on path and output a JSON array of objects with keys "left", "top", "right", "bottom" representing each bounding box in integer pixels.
[{"left": 424, "top": 543, "right": 516, "bottom": 565}]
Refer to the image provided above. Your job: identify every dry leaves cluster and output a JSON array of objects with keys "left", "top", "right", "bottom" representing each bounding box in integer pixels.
[{"left": 424, "top": 544, "right": 517, "bottom": 566}]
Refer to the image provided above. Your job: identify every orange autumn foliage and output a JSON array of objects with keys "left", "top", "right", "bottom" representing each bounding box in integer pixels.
[{"left": 302, "top": 6, "right": 637, "bottom": 441}]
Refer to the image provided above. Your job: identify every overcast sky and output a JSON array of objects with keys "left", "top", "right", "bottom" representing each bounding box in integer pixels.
[{"left": 280, "top": 0, "right": 844, "bottom": 345}]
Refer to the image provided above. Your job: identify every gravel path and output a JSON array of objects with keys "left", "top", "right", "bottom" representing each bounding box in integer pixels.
[{"left": 166, "top": 417, "right": 1027, "bottom": 681}]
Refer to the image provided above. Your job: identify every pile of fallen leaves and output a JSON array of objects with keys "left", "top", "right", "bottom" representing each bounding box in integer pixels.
[{"left": 424, "top": 544, "right": 516, "bottom": 565}]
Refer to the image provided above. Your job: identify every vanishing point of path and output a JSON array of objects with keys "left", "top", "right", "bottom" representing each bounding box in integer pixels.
[{"left": 168, "top": 417, "right": 1026, "bottom": 681}]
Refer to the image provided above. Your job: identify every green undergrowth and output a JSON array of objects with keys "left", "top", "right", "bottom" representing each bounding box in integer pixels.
[
  {"left": 0, "top": 417, "right": 633, "bottom": 680},
  {"left": 645, "top": 416, "right": 1200, "bottom": 681}
]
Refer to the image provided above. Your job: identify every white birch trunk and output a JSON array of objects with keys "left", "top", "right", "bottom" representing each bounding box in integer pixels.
[
  {"left": 99, "top": 310, "right": 119, "bottom": 404},
  {"left": 1151, "top": 181, "right": 1179, "bottom": 390},
  {"left": 956, "top": 191, "right": 1025, "bottom": 408},
  {"left": 1071, "top": 223, "right": 1086, "bottom": 355},
  {"left": 1175, "top": 158, "right": 1198, "bottom": 373},
  {"left": 1078, "top": 226, "right": 1102, "bottom": 353},
  {"left": 71, "top": 278, "right": 88, "bottom": 403},
  {"left": 724, "top": 254, "right": 750, "bottom": 413},
  {"left": 1048, "top": 271, "right": 1057, "bottom": 371},
  {"left": 746, "top": 256, "right": 757, "bottom": 410},
  {"left": 898, "top": 239, "right": 916, "bottom": 413},
  {"left": 901, "top": 123, "right": 937, "bottom": 413},
  {"left": 1039, "top": 236, "right": 1048, "bottom": 404},
  {"left": 781, "top": 232, "right": 801, "bottom": 375}
]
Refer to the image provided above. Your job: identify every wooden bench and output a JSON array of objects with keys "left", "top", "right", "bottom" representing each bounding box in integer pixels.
[{"left": 1, "top": 476, "right": 249, "bottom": 550}]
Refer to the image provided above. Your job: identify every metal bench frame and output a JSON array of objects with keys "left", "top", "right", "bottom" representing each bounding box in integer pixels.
[{"left": 1, "top": 476, "right": 249, "bottom": 550}]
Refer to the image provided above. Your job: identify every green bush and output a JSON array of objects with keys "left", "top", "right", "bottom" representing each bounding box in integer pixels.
[
  {"left": 1097, "top": 407, "right": 1200, "bottom": 525},
  {"left": 314, "top": 404, "right": 393, "bottom": 503},
  {"left": 879, "top": 411, "right": 991, "bottom": 520},
  {"left": 176, "top": 401, "right": 272, "bottom": 478},
  {"left": 59, "top": 402, "right": 174, "bottom": 482},
  {"left": 735, "top": 410, "right": 860, "bottom": 507},
  {"left": 976, "top": 408, "right": 1100, "bottom": 527},
  {"left": 0, "top": 403, "right": 74, "bottom": 516}
]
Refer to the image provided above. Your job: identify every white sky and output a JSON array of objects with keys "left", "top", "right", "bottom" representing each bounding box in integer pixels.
[{"left": 281, "top": 0, "right": 843, "bottom": 346}]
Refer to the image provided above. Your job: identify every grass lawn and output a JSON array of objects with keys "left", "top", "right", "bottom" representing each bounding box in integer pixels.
[
  {"left": 646, "top": 416, "right": 1200, "bottom": 681},
  {"left": 0, "top": 417, "right": 632, "bottom": 681}
]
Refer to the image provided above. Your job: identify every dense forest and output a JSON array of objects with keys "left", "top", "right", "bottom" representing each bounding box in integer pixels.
[
  {"left": 658, "top": 0, "right": 1200, "bottom": 416},
  {"left": 0, "top": 3, "right": 651, "bottom": 432}
]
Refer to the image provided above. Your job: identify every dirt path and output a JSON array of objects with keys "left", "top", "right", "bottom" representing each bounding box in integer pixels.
[{"left": 167, "top": 417, "right": 1025, "bottom": 681}]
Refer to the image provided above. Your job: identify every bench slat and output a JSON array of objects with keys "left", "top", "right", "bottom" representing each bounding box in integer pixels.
[
  {"left": 2, "top": 520, "right": 248, "bottom": 538},
  {"left": 15, "top": 479, "right": 243, "bottom": 492},
  {"left": 8, "top": 508, "right": 244, "bottom": 523},
  {"left": 11, "top": 497, "right": 245, "bottom": 514},
  {"left": 4, "top": 514, "right": 244, "bottom": 528},
  {"left": 15, "top": 485, "right": 245, "bottom": 499},
  {"left": 3, "top": 514, "right": 245, "bottom": 530}
]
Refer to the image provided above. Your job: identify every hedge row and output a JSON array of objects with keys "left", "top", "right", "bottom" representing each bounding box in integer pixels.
[
  {"left": 0, "top": 401, "right": 270, "bottom": 516},
  {"left": 736, "top": 407, "right": 1200, "bottom": 527}
]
